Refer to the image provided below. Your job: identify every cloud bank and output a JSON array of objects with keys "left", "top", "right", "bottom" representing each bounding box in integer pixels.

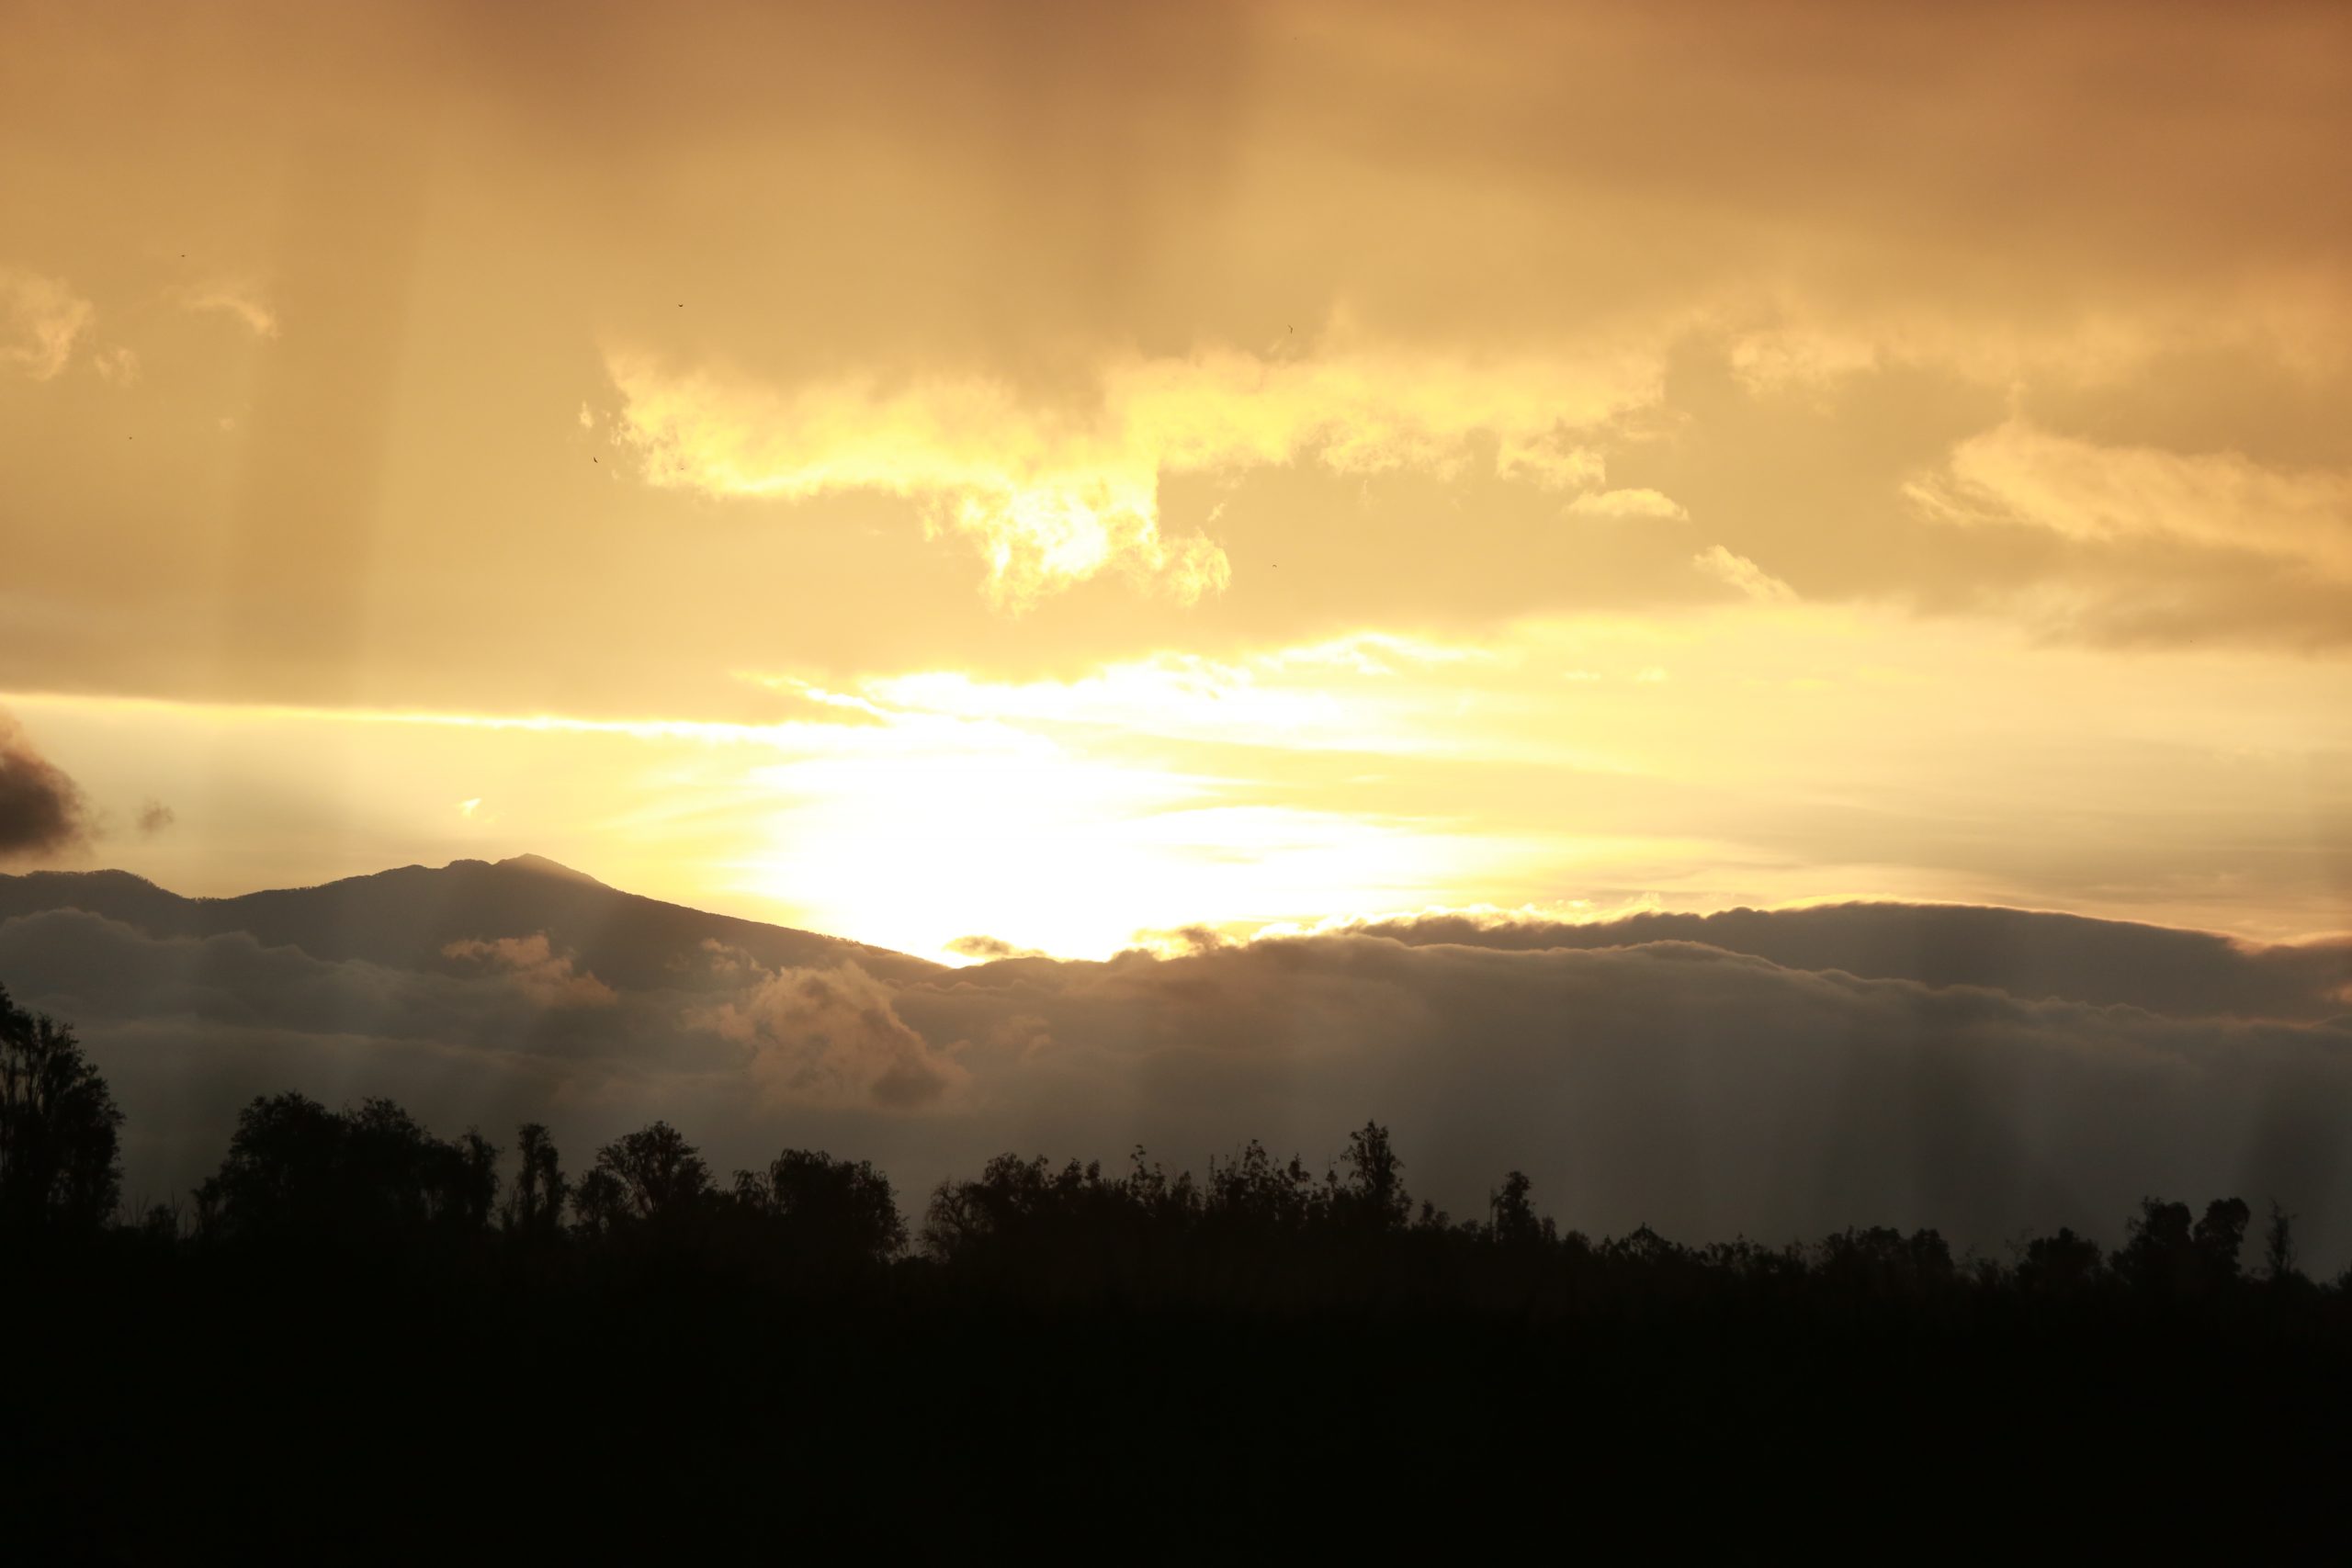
[
  {"left": 6, "top": 896, "right": 2348, "bottom": 1268},
  {"left": 1349, "top": 903, "right": 2352, "bottom": 1021}
]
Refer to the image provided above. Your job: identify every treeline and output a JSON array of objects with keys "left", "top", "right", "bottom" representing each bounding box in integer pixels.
[
  {"left": 12, "top": 987, "right": 2352, "bottom": 1555},
  {"left": 4, "top": 985, "right": 2338, "bottom": 1314}
]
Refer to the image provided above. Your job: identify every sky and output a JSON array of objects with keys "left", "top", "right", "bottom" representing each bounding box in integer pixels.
[{"left": 4, "top": 0, "right": 2350, "bottom": 964}]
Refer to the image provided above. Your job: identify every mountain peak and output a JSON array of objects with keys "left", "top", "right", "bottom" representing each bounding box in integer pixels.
[{"left": 492, "top": 853, "right": 608, "bottom": 887}]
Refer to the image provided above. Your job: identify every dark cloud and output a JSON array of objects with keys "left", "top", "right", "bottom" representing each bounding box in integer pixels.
[
  {"left": 6, "top": 897, "right": 2351, "bottom": 1268},
  {"left": 0, "top": 711, "right": 90, "bottom": 860}
]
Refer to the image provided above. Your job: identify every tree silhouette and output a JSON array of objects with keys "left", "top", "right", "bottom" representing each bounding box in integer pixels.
[
  {"left": 1815, "top": 1226, "right": 1956, "bottom": 1301},
  {"left": 193, "top": 1091, "right": 492, "bottom": 1244},
  {"left": 733, "top": 1148, "right": 905, "bottom": 1267},
  {"left": 502, "top": 1122, "right": 570, "bottom": 1237},
  {"left": 10, "top": 1083, "right": 2351, "bottom": 1557},
  {"left": 15, "top": 1066, "right": 2336, "bottom": 1336},
  {"left": 2261, "top": 1202, "right": 2301, "bottom": 1284},
  {"left": 571, "top": 1167, "right": 629, "bottom": 1238},
  {"left": 2112, "top": 1199, "right": 2196, "bottom": 1293},
  {"left": 1204, "top": 1140, "right": 1320, "bottom": 1235},
  {"left": 2017, "top": 1226, "right": 2105, "bottom": 1294},
  {"left": 1331, "top": 1120, "right": 1409, "bottom": 1232},
  {"left": 2193, "top": 1198, "right": 2251, "bottom": 1285},
  {"left": 582, "top": 1121, "right": 711, "bottom": 1227},
  {"left": 0, "top": 986, "right": 122, "bottom": 1233},
  {"left": 1488, "top": 1169, "right": 1555, "bottom": 1247},
  {"left": 2111, "top": 1196, "right": 2252, "bottom": 1295}
]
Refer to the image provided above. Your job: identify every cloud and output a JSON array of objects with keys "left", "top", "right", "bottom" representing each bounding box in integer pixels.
[
  {"left": 92, "top": 346, "right": 140, "bottom": 386},
  {"left": 1348, "top": 902, "right": 2352, "bottom": 1022},
  {"left": 1912, "top": 422, "right": 2352, "bottom": 581},
  {"left": 1, "top": 0, "right": 2348, "bottom": 717},
  {"left": 0, "top": 711, "right": 91, "bottom": 859},
  {"left": 946, "top": 935, "right": 1046, "bottom": 962},
  {"left": 179, "top": 283, "right": 279, "bottom": 339},
  {"left": 441, "top": 931, "right": 617, "bottom": 1008},
  {"left": 1727, "top": 326, "right": 1882, "bottom": 393},
  {"left": 855, "top": 635, "right": 1491, "bottom": 754},
  {"left": 607, "top": 344, "right": 1660, "bottom": 609},
  {"left": 1693, "top": 545, "right": 1797, "bottom": 602},
  {"left": 691, "top": 961, "right": 966, "bottom": 1110},
  {"left": 0, "top": 268, "right": 93, "bottom": 380},
  {"left": 1496, "top": 438, "right": 1606, "bottom": 491},
  {"left": 678, "top": 937, "right": 762, "bottom": 982},
  {"left": 1568, "top": 488, "right": 1688, "bottom": 521},
  {"left": 1124, "top": 924, "right": 1235, "bottom": 959},
  {"left": 5, "top": 912, "right": 638, "bottom": 1051}
]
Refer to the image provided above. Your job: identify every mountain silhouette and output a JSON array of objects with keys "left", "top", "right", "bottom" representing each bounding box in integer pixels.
[
  {"left": 0, "top": 854, "right": 941, "bottom": 990},
  {"left": 1358, "top": 903, "right": 2352, "bottom": 1021}
]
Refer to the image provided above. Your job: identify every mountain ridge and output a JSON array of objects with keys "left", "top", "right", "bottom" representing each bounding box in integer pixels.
[
  {"left": 0, "top": 853, "right": 942, "bottom": 990},
  {"left": 6, "top": 855, "right": 2347, "bottom": 1020}
]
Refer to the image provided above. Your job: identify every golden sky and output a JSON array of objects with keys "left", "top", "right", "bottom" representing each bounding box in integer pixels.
[{"left": 4, "top": 0, "right": 2349, "bottom": 959}]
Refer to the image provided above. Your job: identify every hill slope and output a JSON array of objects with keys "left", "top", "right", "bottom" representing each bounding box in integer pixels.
[{"left": 0, "top": 854, "right": 942, "bottom": 989}]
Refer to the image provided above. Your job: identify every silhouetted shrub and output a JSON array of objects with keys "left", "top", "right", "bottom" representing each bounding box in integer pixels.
[{"left": 0, "top": 983, "right": 122, "bottom": 1234}]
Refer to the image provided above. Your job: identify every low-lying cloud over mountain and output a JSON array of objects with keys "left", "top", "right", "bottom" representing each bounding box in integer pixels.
[
  {"left": 4, "top": 856, "right": 2347, "bottom": 1263},
  {"left": 1352, "top": 904, "right": 2352, "bottom": 1022}
]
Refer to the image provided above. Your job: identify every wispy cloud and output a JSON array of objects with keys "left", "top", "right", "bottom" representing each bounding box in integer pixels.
[
  {"left": 179, "top": 281, "right": 279, "bottom": 338},
  {"left": 0, "top": 268, "right": 93, "bottom": 379},
  {"left": 1694, "top": 545, "right": 1796, "bottom": 603},
  {"left": 1570, "top": 488, "right": 1687, "bottom": 521},
  {"left": 1912, "top": 422, "right": 2352, "bottom": 582}
]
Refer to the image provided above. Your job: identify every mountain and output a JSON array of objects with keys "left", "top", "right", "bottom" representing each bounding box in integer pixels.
[
  {"left": 7, "top": 854, "right": 2346, "bottom": 1021},
  {"left": 1361, "top": 902, "right": 2352, "bottom": 1022},
  {"left": 6, "top": 853, "right": 2352, "bottom": 1274},
  {"left": 0, "top": 854, "right": 942, "bottom": 990}
]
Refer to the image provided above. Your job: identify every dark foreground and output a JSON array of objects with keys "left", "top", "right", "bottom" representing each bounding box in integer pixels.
[
  {"left": 8, "top": 1238, "right": 2349, "bottom": 1561},
  {"left": 3, "top": 1007, "right": 2346, "bottom": 1559}
]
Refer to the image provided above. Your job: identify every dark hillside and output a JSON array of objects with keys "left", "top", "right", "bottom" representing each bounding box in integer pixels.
[{"left": 0, "top": 854, "right": 941, "bottom": 989}]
